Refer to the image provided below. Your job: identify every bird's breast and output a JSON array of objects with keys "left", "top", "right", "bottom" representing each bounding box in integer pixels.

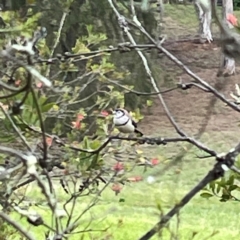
[
  {"left": 113, "top": 115, "right": 129, "bottom": 126},
  {"left": 116, "top": 120, "right": 135, "bottom": 133}
]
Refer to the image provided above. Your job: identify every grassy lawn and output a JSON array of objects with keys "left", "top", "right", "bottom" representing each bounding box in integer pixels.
[
  {"left": 8, "top": 137, "right": 240, "bottom": 240},
  {"left": 161, "top": 4, "right": 240, "bottom": 37}
]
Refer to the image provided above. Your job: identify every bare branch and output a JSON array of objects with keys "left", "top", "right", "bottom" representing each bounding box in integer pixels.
[
  {"left": 0, "top": 103, "right": 32, "bottom": 151},
  {"left": 0, "top": 211, "right": 35, "bottom": 240},
  {"left": 46, "top": 11, "right": 68, "bottom": 78},
  {"left": 140, "top": 138, "right": 240, "bottom": 239}
]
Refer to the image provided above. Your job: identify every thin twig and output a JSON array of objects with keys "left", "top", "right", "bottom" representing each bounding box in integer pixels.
[
  {"left": 46, "top": 11, "right": 68, "bottom": 78},
  {"left": 0, "top": 211, "right": 35, "bottom": 240},
  {"left": 30, "top": 87, "right": 48, "bottom": 169},
  {"left": 0, "top": 105, "right": 32, "bottom": 151},
  {"left": 106, "top": 77, "right": 210, "bottom": 95}
]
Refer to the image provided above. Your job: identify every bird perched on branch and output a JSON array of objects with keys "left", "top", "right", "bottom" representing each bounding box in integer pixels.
[{"left": 113, "top": 108, "right": 143, "bottom": 136}]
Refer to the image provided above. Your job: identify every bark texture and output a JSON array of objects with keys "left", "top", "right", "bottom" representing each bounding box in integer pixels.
[
  {"left": 194, "top": 0, "right": 213, "bottom": 43},
  {"left": 219, "top": 0, "right": 235, "bottom": 76}
]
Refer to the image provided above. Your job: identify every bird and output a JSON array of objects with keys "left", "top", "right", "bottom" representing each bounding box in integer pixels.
[{"left": 112, "top": 108, "right": 143, "bottom": 136}]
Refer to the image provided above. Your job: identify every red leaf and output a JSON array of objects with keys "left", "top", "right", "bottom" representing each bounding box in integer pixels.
[
  {"left": 113, "top": 162, "right": 124, "bottom": 172},
  {"left": 101, "top": 110, "right": 109, "bottom": 117},
  {"left": 15, "top": 79, "right": 21, "bottom": 87},
  {"left": 227, "top": 13, "right": 238, "bottom": 26},
  {"left": 36, "top": 82, "right": 43, "bottom": 88},
  {"left": 134, "top": 176, "right": 143, "bottom": 181},
  {"left": 71, "top": 114, "right": 84, "bottom": 129},
  {"left": 71, "top": 121, "right": 81, "bottom": 129},
  {"left": 77, "top": 114, "right": 84, "bottom": 121},
  {"left": 45, "top": 137, "right": 53, "bottom": 147},
  {"left": 127, "top": 176, "right": 143, "bottom": 182},
  {"left": 111, "top": 184, "right": 122, "bottom": 195},
  {"left": 151, "top": 158, "right": 159, "bottom": 166}
]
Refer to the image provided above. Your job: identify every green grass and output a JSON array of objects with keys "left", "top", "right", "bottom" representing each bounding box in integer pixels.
[
  {"left": 163, "top": 4, "right": 198, "bottom": 28},
  {"left": 6, "top": 140, "right": 240, "bottom": 240},
  {"left": 161, "top": 4, "right": 240, "bottom": 37}
]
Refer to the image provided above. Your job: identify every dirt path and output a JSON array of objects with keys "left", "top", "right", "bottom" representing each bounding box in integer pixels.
[{"left": 139, "top": 42, "right": 240, "bottom": 151}]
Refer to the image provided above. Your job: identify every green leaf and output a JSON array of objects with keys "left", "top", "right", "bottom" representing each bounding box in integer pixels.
[
  {"left": 146, "top": 100, "right": 153, "bottom": 107},
  {"left": 89, "top": 158, "right": 98, "bottom": 170},
  {"left": 38, "top": 96, "right": 47, "bottom": 106},
  {"left": 72, "top": 39, "right": 90, "bottom": 53},
  {"left": 216, "top": 179, "right": 226, "bottom": 187},
  {"left": 41, "top": 102, "right": 54, "bottom": 113},
  {"left": 209, "top": 181, "right": 216, "bottom": 191},
  {"left": 25, "top": 92, "right": 33, "bottom": 106},
  {"left": 200, "top": 192, "right": 213, "bottom": 199},
  {"left": 89, "top": 139, "right": 101, "bottom": 150},
  {"left": 220, "top": 199, "right": 227, "bottom": 202},
  {"left": 221, "top": 194, "right": 230, "bottom": 201},
  {"left": 156, "top": 201, "right": 162, "bottom": 211},
  {"left": 227, "top": 175, "right": 235, "bottom": 186},
  {"left": 83, "top": 136, "right": 91, "bottom": 149},
  {"left": 216, "top": 184, "right": 221, "bottom": 194},
  {"left": 228, "top": 185, "right": 238, "bottom": 192}
]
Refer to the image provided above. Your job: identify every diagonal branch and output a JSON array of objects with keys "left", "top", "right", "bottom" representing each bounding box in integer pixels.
[
  {"left": 140, "top": 138, "right": 240, "bottom": 239},
  {"left": 139, "top": 162, "right": 223, "bottom": 240},
  {"left": 139, "top": 144, "right": 240, "bottom": 240},
  {"left": 46, "top": 11, "right": 68, "bottom": 78},
  {"left": 0, "top": 211, "right": 35, "bottom": 240},
  {"left": 126, "top": 13, "right": 240, "bottom": 113}
]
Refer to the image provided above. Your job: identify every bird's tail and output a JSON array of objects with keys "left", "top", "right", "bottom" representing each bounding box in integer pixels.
[{"left": 134, "top": 129, "right": 143, "bottom": 137}]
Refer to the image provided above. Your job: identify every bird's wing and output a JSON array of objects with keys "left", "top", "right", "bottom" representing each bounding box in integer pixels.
[
  {"left": 121, "top": 108, "right": 138, "bottom": 128},
  {"left": 131, "top": 119, "right": 138, "bottom": 128}
]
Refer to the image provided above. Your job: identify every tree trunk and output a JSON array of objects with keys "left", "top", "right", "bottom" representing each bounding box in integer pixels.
[
  {"left": 218, "top": 0, "right": 235, "bottom": 76},
  {"left": 194, "top": 0, "right": 213, "bottom": 43}
]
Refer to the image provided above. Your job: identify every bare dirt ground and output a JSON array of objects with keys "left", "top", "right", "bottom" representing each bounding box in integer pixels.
[{"left": 139, "top": 41, "right": 240, "bottom": 151}]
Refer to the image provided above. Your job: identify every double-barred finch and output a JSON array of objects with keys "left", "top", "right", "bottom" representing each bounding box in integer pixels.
[{"left": 113, "top": 108, "right": 143, "bottom": 136}]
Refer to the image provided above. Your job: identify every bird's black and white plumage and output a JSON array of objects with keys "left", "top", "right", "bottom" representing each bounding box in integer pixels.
[{"left": 113, "top": 108, "right": 143, "bottom": 136}]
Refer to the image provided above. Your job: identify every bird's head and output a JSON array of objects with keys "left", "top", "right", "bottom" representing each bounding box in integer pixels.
[{"left": 112, "top": 108, "right": 126, "bottom": 118}]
